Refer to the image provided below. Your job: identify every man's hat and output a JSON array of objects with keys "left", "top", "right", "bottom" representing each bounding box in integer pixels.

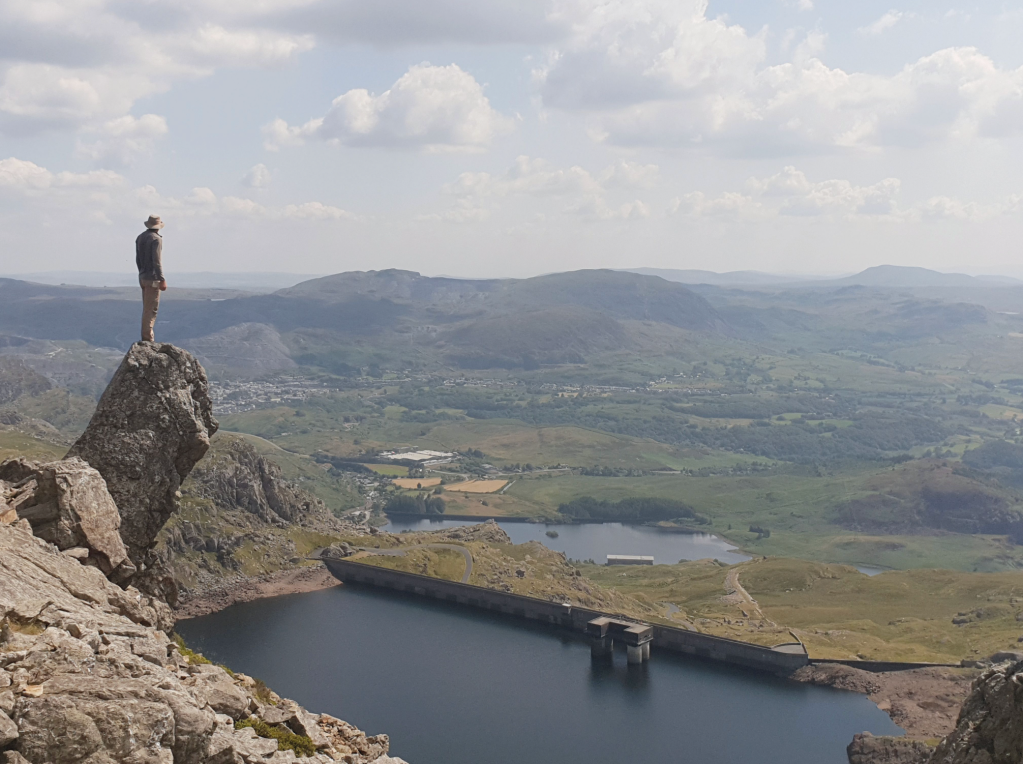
[{"left": 144, "top": 215, "right": 164, "bottom": 229}]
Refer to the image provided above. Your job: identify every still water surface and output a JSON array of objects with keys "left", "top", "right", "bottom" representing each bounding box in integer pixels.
[
  {"left": 388, "top": 517, "right": 751, "bottom": 565},
  {"left": 178, "top": 586, "right": 901, "bottom": 764}
]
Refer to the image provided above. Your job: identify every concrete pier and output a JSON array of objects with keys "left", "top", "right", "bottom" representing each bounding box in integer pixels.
[
  {"left": 590, "top": 636, "right": 613, "bottom": 660},
  {"left": 586, "top": 616, "right": 653, "bottom": 664}
]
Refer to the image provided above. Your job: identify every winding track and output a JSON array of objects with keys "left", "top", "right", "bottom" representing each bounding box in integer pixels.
[{"left": 725, "top": 566, "right": 775, "bottom": 627}]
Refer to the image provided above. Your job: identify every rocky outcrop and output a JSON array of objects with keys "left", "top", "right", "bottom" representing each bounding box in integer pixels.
[
  {"left": 929, "top": 659, "right": 1023, "bottom": 763},
  {"left": 0, "top": 457, "right": 128, "bottom": 575},
  {"left": 429, "top": 519, "right": 511, "bottom": 545},
  {"left": 0, "top": 521, "right": 407, "bottom": 764},
  {"left": 67, "top": 342, "right": 218, "bottom": 565},
  {"left": 847, "top": 734, "right": 932, "bottom": 764},
  {"left": 184, "top": 438, "right": 336, "bottom": 529},
  {"left": 0, "top": 359, "right": 50, "bottom": 407}
]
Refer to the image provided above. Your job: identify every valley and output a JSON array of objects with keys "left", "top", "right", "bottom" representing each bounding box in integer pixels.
[{"left": 5, "top": 267, "right": 1023, "bottom": 675}]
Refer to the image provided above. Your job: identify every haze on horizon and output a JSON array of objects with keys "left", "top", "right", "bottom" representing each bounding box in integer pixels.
[{"left": 1, "top": 0, "right": 1022, "bottom": 280}]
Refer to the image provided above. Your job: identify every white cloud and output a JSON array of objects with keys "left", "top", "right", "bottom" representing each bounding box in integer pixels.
[
  {"left": 75, "top": 114, "right": 168, "bottom": 166},
  {"left": 265, "top": 64, "right": 513, "bottom": 151},
  {"left": 747, "top": 167, "right": 901, "bottom": 217},
  {"left": 282, "top": 201, "right": 357, "bottom": 220},
  {"left": 0, "top": 2, "right": 314, "bottom": 141},
  {"left": 671, "top": 192, "right": 763, "bottom": 219},
  {"left": 188, "top": 25, "right": 314, "bottom": 66},
  {"left": 431, "top": 155, "right": 656, "bottom": 222},
  {"left": 599, "top": 160, "right": 660, "bottom": 188},
  {"left": 537, "top": 0, "right": 1023, "bottom": 153},
  {"left": 670, "top": 166, "right": 1022, "bottom": 223},
  {"left": 0, "top": 156, "right": 358, "bottom": 226},
  {"left": 0, "top": 157, "right": 126, "bottom": 194},
  {"left": 242, "top": 163, "right": 272, "bottom": 188},
  {"left": 859, "top": 11, "right": 904, "bottom": 36},
  {"left": 448, "top": 156, "right": 603, "bottom": 197}
]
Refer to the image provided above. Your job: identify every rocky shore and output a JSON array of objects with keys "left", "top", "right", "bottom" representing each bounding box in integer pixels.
[{"left": 175, "top": 566, "right": 341, "bottom": 620}]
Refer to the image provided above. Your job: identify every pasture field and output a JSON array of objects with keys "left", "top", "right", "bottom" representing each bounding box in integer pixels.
[
  {"left": 0, "top": 431, "right": 66, "bottom": 462},
  {"left": 584, "top": 556, "right": 1023, "bottom": 662},
  {"left": 363, "top": 463, "right": 408, "bottom": 476},
  {"left": 447, "top": 479, "right": 509, "bottom": 493},
  {"left": 393, "top": 477, "right": 441, "bottom": 489}
]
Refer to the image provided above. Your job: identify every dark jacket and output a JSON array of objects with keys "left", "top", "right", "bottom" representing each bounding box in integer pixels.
[{"left": 136, "top": 229, "right": 164, "bottom": 282}]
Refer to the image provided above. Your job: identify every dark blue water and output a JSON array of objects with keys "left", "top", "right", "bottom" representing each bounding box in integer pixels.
[
  {"left": 388, "top": 517, "right": 751, "bottom": 565},
  {"left": 178, "top": 586, "right": 901, "bottom": 764}
]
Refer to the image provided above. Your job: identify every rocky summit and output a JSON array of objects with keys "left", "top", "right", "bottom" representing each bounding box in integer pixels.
[
  {"left": 929, "top": 659, "right": 1023, "bottom": 764},
  {"left": 67, "top": 342, "right": 218, "bottom": 567},
  {"left": 0, "top": 342, "right": 409, "bottom": 764}
]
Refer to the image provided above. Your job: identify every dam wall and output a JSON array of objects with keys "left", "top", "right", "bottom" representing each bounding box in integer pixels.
[{"left": 323, "top": 558, "right": 809, "bottom": 674}]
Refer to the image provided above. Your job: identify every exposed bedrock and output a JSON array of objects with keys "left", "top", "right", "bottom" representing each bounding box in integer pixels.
[
  {"left": 0, "top": 457, "right": 128, "bottom": 575},
  {"left": 67, "top": 342, "right": 218, "bottom": 566},
  {"left": 847, "top": 735, "right": 932, "bottom": 764},
  {"left": 929, "top": 659, "right": 1023, "bottom": 764},
  {"left": 0, "top": 522, "right": 407, "bottom": 764}
]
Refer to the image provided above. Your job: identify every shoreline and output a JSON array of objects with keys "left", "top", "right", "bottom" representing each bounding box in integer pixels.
[
  {"left": 173, "top": 564, "right": 341, "bottom": 620},
  {"left": 792, "top": 662, "right": 976, "bottom": 740}
]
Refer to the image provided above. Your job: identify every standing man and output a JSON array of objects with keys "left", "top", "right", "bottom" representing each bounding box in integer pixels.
[{"left": 136, "top": 215, "right": 167, "bottom": 342}]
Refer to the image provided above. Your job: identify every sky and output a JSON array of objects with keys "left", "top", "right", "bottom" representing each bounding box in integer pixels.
[{"left": 1, "top": 0, "right": 1022, "bottom": 280}]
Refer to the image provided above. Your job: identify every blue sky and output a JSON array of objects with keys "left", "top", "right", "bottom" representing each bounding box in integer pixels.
[{"left": 1, "top": 0, "right": 1022, "bottom": 279}]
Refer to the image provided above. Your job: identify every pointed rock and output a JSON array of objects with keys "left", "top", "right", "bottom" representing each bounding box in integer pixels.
[{"left": 67, "top": 342, "right": 218, "bottom": 565}]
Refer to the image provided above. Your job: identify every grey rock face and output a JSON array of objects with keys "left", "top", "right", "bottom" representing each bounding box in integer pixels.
[
  {"left": 0, "top": 710, "right": 16, "bottom": 748},
  {"left": 183, "top": 438, "right": 329, "bottom": 528},
  {"left": 847, "top": 734, "right": 932, "bottom": 764},
  {"left": 929, "top": 659, "right": 1023, "bottom": 764},
  {"left": 0, "top": 522, "right": 403, "bottom": 764},
  {"left": 0, "top": 458, "right": 128, "bottom": 575},
  {"left": 67, "top": 342, "right": 218, "bottom": 564}
]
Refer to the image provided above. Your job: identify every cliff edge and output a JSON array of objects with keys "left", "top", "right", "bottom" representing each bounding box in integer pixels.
[
  {"left": 0, "top": 521, "right": 405, "bottom": 764},
  {"left": 0, "top": 342, "right": 409, "bottom": 764},
  {"left": 929, "top": 658, "right": 1023, "bottom": 763}
]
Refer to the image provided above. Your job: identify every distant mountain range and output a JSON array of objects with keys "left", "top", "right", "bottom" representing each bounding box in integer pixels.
[
  {"left": 628, "top": 265, "right": 1023, "bottom": 289},
  {"left": 0, "top": 269, "right": 728, "bottom": 374},
  {"left": 0, "top": 271, "right": 321, "bottom": 291},
  {"left": 2, "top": 265, "right": 1021, "bottom": 380},
  {"left": 625, "top": 268, "right": 812, "bottom": 286}
]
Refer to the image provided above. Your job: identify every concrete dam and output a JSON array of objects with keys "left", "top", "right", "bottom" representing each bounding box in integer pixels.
[{"left": 322, "top": 557, "right": 810, "bottom": 674}]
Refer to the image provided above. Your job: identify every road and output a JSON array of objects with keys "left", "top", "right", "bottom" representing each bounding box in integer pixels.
[{"left": 724, "top": 566, "right": 775, "bottom": 627}]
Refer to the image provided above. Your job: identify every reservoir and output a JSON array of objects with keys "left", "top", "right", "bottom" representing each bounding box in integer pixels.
[
  {"left": 387, "top": 517, "right": 751, "bottom": 565},
  {"left": 178, "top": 585, "right": 901, "bottom": 764}
]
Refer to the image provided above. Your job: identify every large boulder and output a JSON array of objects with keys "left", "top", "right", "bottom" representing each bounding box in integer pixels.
[
  {"left": 929, "top": 659, "right": 1023, "bottom": 763},
  {"left": 67, "top": 342, "right": 218, "bottom": 565},
  {"left": 0, "top": 457, "right": 128, "bottom": 575}
]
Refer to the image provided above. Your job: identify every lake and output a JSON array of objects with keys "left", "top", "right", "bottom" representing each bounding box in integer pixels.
[
  {"left": 386, "top": 516, "right": 751, "bottom": 565},
  {"left": 178, "top": 585, "right": 902, "bottom": 764}
]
